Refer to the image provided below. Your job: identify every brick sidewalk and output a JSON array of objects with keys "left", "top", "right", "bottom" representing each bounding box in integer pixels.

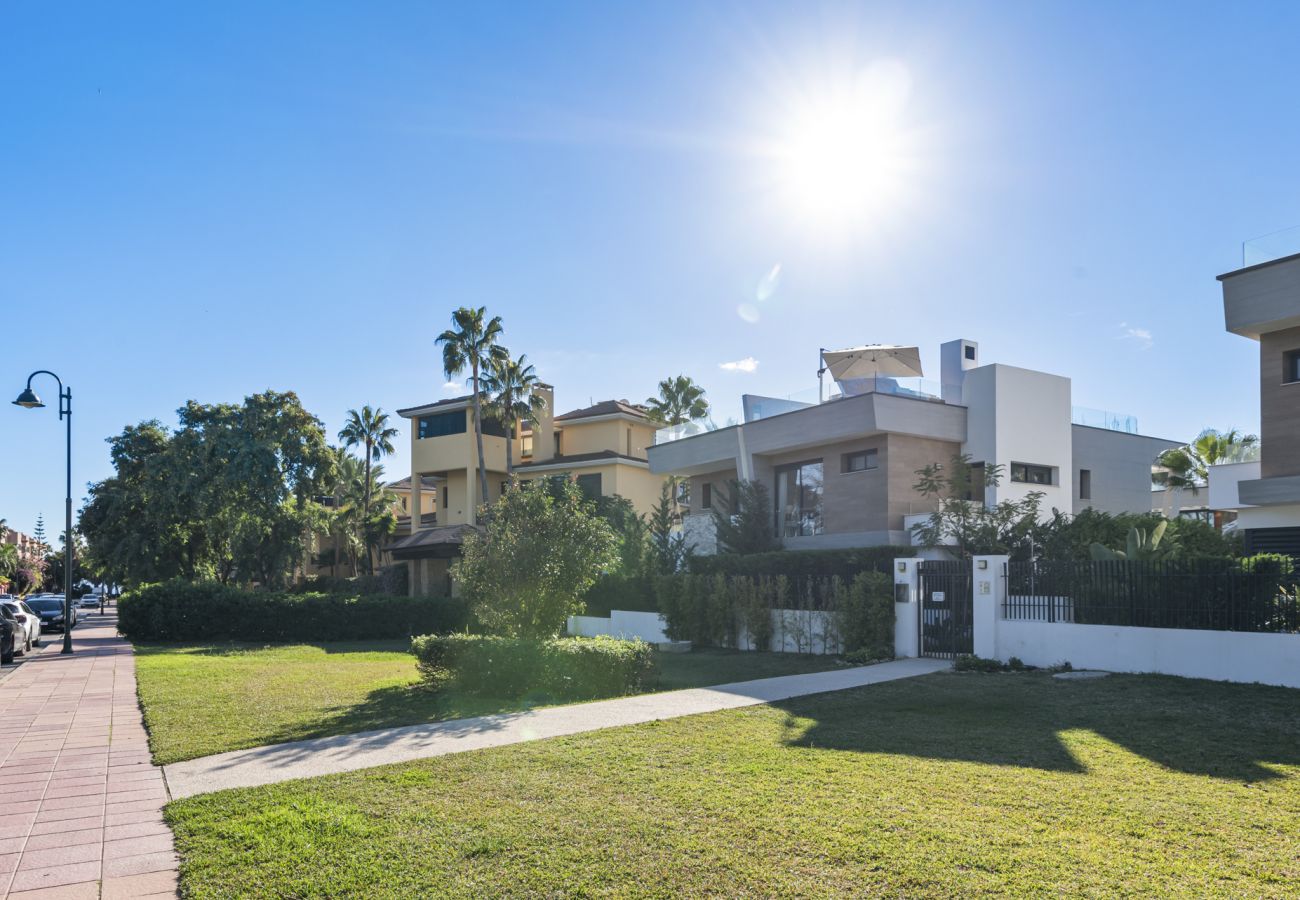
[{"left": 0, "top": 611, "right": 178, "bottom": 899}]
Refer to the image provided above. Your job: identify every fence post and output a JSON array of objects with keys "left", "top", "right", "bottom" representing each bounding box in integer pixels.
[
  {"left": 893, "top": 558, "right": 921, "bottom": 658},
  {"left": 973, "top": 555, "right": 1008, "bottom": 659}
]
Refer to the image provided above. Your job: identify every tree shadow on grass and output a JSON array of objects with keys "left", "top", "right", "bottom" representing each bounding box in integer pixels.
[{"left": 775, "top": 672, "right": 1300, "bottom": 783}]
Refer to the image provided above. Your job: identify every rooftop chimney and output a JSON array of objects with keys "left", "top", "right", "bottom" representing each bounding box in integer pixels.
[{"left": 940, "top": 339, "right": 979, "bottom": 404}]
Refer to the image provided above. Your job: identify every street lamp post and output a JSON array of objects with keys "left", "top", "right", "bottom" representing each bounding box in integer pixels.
[{"left": 13, "top": 371, "right": 75, "bottom": 655}]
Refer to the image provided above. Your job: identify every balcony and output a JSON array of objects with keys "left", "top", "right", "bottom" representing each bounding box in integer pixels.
[
  {"left": 1242, "top": 225, "right": 1300, "bottom": 268},
  {"left": 653, "top": 377, "right": 944, "bottom": 445},
  {"left": 1070, "top": 406, "right": 1139, "bottom": 434}
]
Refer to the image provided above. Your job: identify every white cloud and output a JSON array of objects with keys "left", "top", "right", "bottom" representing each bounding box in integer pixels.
[
  {"left": 719, "top": 356, "right": 759, "bottom": 374},
  {"left": 1118, "top": 322, "right": 1153, "bottom": 349},
  {"left": 441, "top": 380, "right": 463, "bottom": 393}
]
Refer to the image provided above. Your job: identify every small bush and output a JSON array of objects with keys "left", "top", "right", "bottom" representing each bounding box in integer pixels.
[
  {"left": 119, "top": 579, "right": 466, "bottom": 642},
  {"left": 410, "top": 634, "right": 655, "bottom": 700},
  {"left": 954, "top": 654, "right": 1006, "bottom": 673}
]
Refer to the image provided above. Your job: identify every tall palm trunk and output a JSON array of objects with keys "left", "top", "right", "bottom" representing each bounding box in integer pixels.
[
  {"left": 471, "top": 361, "right": 490, "bottom": 507},
  {"left": 506, "top": 420, "right": 515, "bottom": 476},
  {"left": 362, "top": 438, "right": 373, "bottom": 574}
]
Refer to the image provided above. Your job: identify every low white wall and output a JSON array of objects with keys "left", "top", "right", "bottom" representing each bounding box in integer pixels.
[
  {"left": 995, "top": 619, "right": 1300, "bottom": 689},
  {"left": 567, "top": 610, "right": 670, "bottom": 644},
  {"left": 974, "top": 554, "right": 1300, "bottom": 689},
  {"left": 568, "top": 608, "right": 844, "bottom": 654}
]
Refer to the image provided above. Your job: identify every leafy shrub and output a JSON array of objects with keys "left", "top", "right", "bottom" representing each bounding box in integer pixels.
[
  {"left": 455, "top": 479, "right": 618, "bottom": 638},
  {"left": 410, "top": 634, "right": 655, "bottom": 700},
  {"left": 656, "top": 570, "right": 894, "bottom": 656},
  {"left": 687, "top": 546, "right": 912, "bottom": 580},
  {"left": 118, "top": 579, "right": 466, "bottom": 642}
]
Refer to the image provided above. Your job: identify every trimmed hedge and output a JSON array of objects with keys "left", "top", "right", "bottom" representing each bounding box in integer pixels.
[
  {"left": 581, "top": 574, "right": 659, "bottom": 617},
  {"left": 118, "top": 579, "right": 467, "bottom": 642},
  {"left": 687, "top": 546, "right": 913, "bottom": 580},
  {"left": 656, "top": 571, "right": 895, "bottom": 657},
  {"left": 410, "top": 634, "right": 655, "bottom": 700}
]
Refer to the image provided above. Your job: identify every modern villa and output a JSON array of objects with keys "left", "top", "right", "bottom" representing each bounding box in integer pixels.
[
  {"left": 648, "top": 340, "right": 1180, "bottom": 553},
  {"left": 1207, "top": 249, "right": 1300, "bottom": 557},
  {"left": 388, "top": 384, "right": 669, "bottom": 595}
]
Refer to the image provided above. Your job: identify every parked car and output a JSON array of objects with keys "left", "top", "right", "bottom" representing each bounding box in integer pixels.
[
  {"left": 1, "top": 604, "right": 23, "bottom": 663},
  {"left": 78, "top": 593, "right": 101, "bottom": 610},
  {"left": 2, "top": 600, "right": 42, "bottom": 650},
  {"left": 25, "top": 596, "right": 76, "bottom": 632}
]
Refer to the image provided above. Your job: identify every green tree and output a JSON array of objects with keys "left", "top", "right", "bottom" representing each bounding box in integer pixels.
[
  {"left": 647, "top": 481, "right": 688, "bottom": 574},
  {"left": 437, "top": 307, "right": 507, "bottom": 507},
  {"left": 454, "top": 479, "right": 618, "bottom": 638},
  {"left": 645, "top": 375, "right": 709, "bottom": 426},
  {"left": 483, "top": 352, "right": 546, "bottom": 475},
  {"left": 712, "top": 479, "right": 780, "bottom": 554},
  {"left": 911, "top": 455, "right": 1044, "bottom": 561},
  {"left": 595, "top": 494, "right": 649, "bottom": 578},
  {"left": 1153, "top": 428, "right": 1259, "bottom": 494},
  {"left": 338, "top": 405, "right": 399, "bottom": 572},
  {"left": 0, "top": 542, "right": 17, "bottom": 587},
  {"left": 80, "top": 391, "right": 335, "bottom": 588},
  {"left": 1089, "top": 521, "right": 1171, "bottom": 561}
]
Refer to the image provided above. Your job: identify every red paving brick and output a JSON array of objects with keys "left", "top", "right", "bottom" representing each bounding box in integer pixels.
[{"left": 0, "top": 613, "right": 177, "bottom": 898}]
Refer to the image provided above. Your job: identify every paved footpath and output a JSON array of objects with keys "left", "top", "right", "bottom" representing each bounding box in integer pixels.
[
  {"left": 165, "top": 656, "right": 950, "bottom": 799},
  {"left": 0, "top": 611, "right": 177, "bottom": 900}
]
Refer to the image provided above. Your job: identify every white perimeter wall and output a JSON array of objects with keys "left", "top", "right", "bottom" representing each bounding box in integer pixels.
[
  {"left": 568, "top": 609, "right": 845, "bottom": 654},
  {"left": 969, "top": 555, "right": 1300, "bottom": 690}
]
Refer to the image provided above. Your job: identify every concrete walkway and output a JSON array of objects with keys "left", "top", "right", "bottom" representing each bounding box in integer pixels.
[
  {"left": 165, "top": 656, "right": 949, "bottom": 799},
  {"left": 0, "top": 611, "right": 177, "bottom": 900}
]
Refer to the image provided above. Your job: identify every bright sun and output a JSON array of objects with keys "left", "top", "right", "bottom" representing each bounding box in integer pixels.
[{"left": 766, "top": 59, "right": 920, "bottom": 232}]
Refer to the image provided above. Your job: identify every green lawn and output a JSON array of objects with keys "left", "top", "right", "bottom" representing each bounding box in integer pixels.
[
  {"left": 166, "top": 672, "right": 1300, "bottom": 898},
  {"left": 134, "top": 642, "right": 846, "bottom": 764}
]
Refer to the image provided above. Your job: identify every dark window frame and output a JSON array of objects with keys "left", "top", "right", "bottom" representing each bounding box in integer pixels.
[
  {"left": 964, "top": 344, "right": 976, "bottom": 361},
  {"left": 1010, "top": 462, "right": 1054, "bottom": 486},
  {"left": 1284, "top": 349, "right": 1300, "bottom": 385},
  {"left": 1079, "top": 468, "right": 1092, "bottom": 500},
  {"left": 575, "top": 472, "right": 602, "bottom": 501},
  {"left": 842, "top": 448, "right": 878, "bottom": 473},
  {"left": 701, "top": 482, "right": 712, "bottom": 509},
  {"left": 417, "top": 410, "right": 467, "bottom": 440}
]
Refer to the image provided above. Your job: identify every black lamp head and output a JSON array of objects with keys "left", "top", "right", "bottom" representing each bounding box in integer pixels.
[{"left": 13, "top": 387, "right": 44, "bottom": 409}]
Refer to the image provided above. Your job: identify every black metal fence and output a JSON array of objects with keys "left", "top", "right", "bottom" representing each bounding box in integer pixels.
[{"left": 1004, "top": 560, "right": 1300, "bottom": 634}]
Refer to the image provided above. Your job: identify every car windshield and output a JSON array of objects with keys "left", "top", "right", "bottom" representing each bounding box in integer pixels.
[{"left": 27, "top": 599, "right": 64, "bottom": 612}]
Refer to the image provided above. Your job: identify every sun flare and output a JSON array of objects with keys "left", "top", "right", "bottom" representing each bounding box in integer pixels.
[{"left": 765, "top": 59, "right": 921, "bottom": 232}]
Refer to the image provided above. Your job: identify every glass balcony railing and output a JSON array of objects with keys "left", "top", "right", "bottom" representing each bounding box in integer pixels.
[
  {"left": 1243, "top": 225, "right": 1300, "bottom": 268},
  {"left": 1071, "top": 406, "right": 1138, "bottom": 434}
]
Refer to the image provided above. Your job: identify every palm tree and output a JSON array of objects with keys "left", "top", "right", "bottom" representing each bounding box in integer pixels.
[
  {"left": 437, "top": 307, "right": 507, "bottom": 507},
  {"left": 1153, "top": 428, "right": 1260, "bottom": 494},
  {"left": 483, "top": 352, "right": 547, "bottom": 476},
  {"left": 338, "top": 406, "right": 399, "bottom": 572},
  {"left": 645, "top": 375, "right": 709, "bottom": 426}
]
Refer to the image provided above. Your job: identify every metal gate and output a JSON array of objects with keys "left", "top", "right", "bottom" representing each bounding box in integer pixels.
[{"left": 918, "top": 560, "right": 973, "bottom": 659}]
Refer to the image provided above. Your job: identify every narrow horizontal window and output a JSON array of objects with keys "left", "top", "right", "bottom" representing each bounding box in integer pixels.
[
  {"left": 842, "top": 449, "right": 878, "bottom": 473},
  {"left": 1010, "top": 463, "right": 1054, "bottom": 485}
]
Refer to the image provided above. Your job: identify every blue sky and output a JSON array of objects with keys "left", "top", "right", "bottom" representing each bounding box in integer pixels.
[{"left": 1, "top": 1, "right": 1294, "bottom": 535}]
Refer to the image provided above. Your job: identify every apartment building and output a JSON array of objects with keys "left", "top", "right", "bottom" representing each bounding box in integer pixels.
[
  {"left": 388, "top": 384, "right": 668, "bottom": 595},
  {"left": 648, "top": 340, "right": 1178, "bottom": 553},
  {"left": 1207, "top": 249, "right": 1300, "bottom": 556}
]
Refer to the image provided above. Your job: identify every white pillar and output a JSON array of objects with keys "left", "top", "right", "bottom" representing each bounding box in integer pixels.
[
  {"left": 893, "top": 558, "right": 921, "bottom": 658},
  {"left": 973, "top": 555, "right": 1009, "bottom": 659},
  {"left": 409, "top": 475, "right": 422, "bottom": 532}
]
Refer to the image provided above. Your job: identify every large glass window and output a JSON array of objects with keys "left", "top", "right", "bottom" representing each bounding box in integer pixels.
[
  {"left": 418, "top": 411, "right": 466, "bottom": 439},
  {"left": 775, "top": 460, "right": 824, "bottom": 537}
]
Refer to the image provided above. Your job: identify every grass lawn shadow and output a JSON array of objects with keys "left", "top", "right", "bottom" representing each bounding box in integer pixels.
[{"left": 776, "top": 670, "right": 1300, "bottom": 782}]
